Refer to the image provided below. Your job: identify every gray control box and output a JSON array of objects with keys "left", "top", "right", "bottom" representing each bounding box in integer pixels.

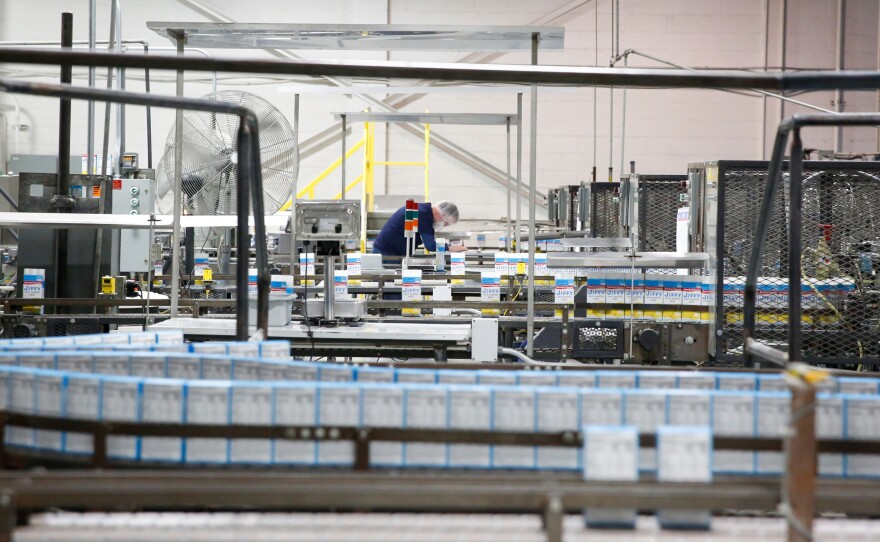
[
  {"left": 294, "top": 200, "right": 361, "bottom": 241},
  {"left": 112, "top": 178, "right": 155, "bottom": 273}
]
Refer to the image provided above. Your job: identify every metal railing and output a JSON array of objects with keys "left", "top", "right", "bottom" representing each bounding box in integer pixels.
[
  {"left": 744, "top": 113, "right": 880, "bottom": 368},
  {"left": 0, "top": 77, "right": 270, "bottom": 340}
]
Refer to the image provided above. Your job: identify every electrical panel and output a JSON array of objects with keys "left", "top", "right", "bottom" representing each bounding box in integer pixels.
[
  {"left": 112, "top": 178, "right": 155, "bottom": 273},
  {"left": 294, "top": 200, "right": 361, "bottom": 241}
]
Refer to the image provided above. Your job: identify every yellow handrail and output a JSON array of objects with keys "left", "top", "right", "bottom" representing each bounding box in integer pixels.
[
  {"left": 278, "top": 138, "right": 365, "bottom": 212},
  {"left": 333, "top": 174, "right": 364, "bottom": 200}
]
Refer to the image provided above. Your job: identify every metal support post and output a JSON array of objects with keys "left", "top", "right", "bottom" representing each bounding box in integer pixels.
[
  {"left": 290, "top": 94, "right": 299, "bottom": 272},
  {"left": 113, "top": 0, "right": 123, "bottom": 178},
  {"left": 170, "top": 35, "right": 184, "bottom": 318},
  {"left": 526, "top": 32, "right": 538, "bottom": 357},
  {"left": 424, "top": 122, "right": 431, "bottom": 201},
  {"left": 324, "top": 255, "right": 335, "bottom": 321},
  {"left": 515, "top": 93, "right": 523, "bottom": 252},
  {"left": 87, "top": 0, "right": 96, "bottom": 177},
  {"left": 341, "top": 114, "right": 347, "bottom": 199},
  {"left": 835, "top": 0, "right": 846, "bottom": 153},
  {"left": 788, "top": 130, "right": 803, "bottom": 360},
  {"left": 505, "top": 117, "right": 512, "bottom": 251},
  {"left": 55, "top": 12, "right": 73, "bottom": 306},
  {"left": 543, "top": 496, "right": 564, "bottom": 542}
]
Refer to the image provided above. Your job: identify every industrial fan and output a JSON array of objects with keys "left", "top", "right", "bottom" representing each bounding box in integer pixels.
[{"left": 156, "top": 90, "right": 298, "bottom": 216}]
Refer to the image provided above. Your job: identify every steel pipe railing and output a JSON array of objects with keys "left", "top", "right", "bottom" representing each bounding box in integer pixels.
[
  {"left": 5, "top": 47, "right": 880, "bottom": 91},
  {"left": 744, "top": 113, "right": 880, "bottom": 367},
  {"left": 0, "top": 76, "right": 270, "bottom": 339}
]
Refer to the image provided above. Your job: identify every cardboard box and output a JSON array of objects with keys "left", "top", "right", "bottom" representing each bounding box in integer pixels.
[{"left": 582, "top": 425, "right": 638, "bottom": 529}]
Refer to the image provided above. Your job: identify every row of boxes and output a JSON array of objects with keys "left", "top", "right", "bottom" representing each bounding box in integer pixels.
[
  {"left": 2, "top": 351, "right": 880, "bottom": 397},
  {"left": 0, "top": 330, "right": 185, "bottom": 350},
  {"left": 2, "top": 366, "right": 879, "bottom": 477},
  {"left": 722, "top": 277, "right": 856, "bottom": 309}
]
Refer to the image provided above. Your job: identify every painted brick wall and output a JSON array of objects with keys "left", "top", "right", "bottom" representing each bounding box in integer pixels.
[{"left": 0, "top": 0, "right": 877, "bottom": 222}]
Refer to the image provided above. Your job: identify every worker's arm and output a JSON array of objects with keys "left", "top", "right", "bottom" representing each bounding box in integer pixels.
[
  {"left": 448, "top": 244, "right": 467, "bottom": 252},
  {"left": 420, "top": 230, "right": 438, "bottom": 252}
]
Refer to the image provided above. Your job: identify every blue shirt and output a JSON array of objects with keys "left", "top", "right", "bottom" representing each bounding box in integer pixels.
[{"left": 372, "top": 202, "right": 437, "bottom": 256}]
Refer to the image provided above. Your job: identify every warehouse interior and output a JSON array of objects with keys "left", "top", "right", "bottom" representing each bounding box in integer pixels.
[{"left": 0, "top": 1, "right": 879, "bottom": 541}]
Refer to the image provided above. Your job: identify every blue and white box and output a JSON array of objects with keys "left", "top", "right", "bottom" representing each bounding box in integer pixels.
[
  {"left": 56, "top": 354, "right": 94, "bottom": 375},
  {"left": 230, "top": 384, "right": 272, "bottom": 464},
  {"left": 166, "top": 356, "right": 201, "bottom": 380},
  {"left": 668, "top": 391, "right": 711, "bottom": 427},
  {"left": 20, "top": 353, "right": 56, "bottom": 371},
  {"left": 34, "top": 372, "right": 65, "bottom": 451},
  {"left": 286, "top": 362, "right": 319, "bottom": 382},
  {"left": 581, "top": 389, "right": 624, "bottom": 426},
  {"left": 756, "top": 374, "right": 787, "bottom": 392},
  {"left": 537, "top": 388, "right": 579, "bottom": 470},
  {"left": 140, "top": 379, "right": 184, "bottom": 462},
  {"left": 101, "top": 376, "right": 141, "bottom": 460},
  {"left": 676, "top": 372, "right": 716, "bottom": 390},
  {"left": 64, "top": 374, "right": 101, "bottom": 455},
  {"left": 656, "top": 425, "right": 713, "bottom": 530},
  {"left": 716, "top": 373, "right": 756, "bottom": 391},
  {"left": 272, "top": 384, "right": 317, "bottom": 465},
  {"left": 7, "top": 370, "right": 36, "bottom": 447},
  {"left": 317, "top": 384, "right": 360, "bottom": 466},
  {"left": 395, "top": 369, "right": 436, "bottom": 384},
  {"left": 404, "top": 386, "right": 448, "bottom": 468},
  {"left": 845, "top": 395, "right": 880, "bottom": 477},
  {"left": 597, "top": 371, "right": 636, "bottom": 390},
  {"left": 232, "top": 358, "right": 261, "bottom": 381},
  {"left": 756, "top": 392, "right": 790, "bottom": 475},
  {"left": 638, "top": 372, "right": 677, "bottom": 390},
  {"left": 318, "top": 364, "right": 354, "bottom": 382},
  {"left": 361, "top": 385, "right": 405, "bottom": 467},
  {"left": 712, "top": 391, "right": 755, "bottom": 474},
  {"left": 257, "top": 360, "right": 287, "bottom": 382},
  {"left": 130, "top": 353, "right": 167, "bottom": 378},
  {"left": 491, "top": 387, "right": 536, "bottom": 469},
  {"left": 476, "top": 371, "right": 517, "bottom": 386},
  {"left": 356, "top": 367, "right": 396, "bottom": 383},
  {"left": 558, "top": 372, "right": 596, "bottom": 388},
  {"left": 93, "top": 354, "right": 130, "bottom": 376},
  {"left": 624, "top": 390, "right": 667, "bottom": 472},
  {"left": 448, "top": 386, "right": 492, "bottom": 469},
  {"left": 838, "top": 377, "right": 878, "bottom": 395},
  {"left": 201, "top": 356, "right": 232, "bottom": 381},
  {"left": 518, "top": 371, "right": 558, "bottom": 388},
  {"left": 817, "top": 394, "right": 844, "bottom": 477},
  {"left": 582, "top": 425, "right": 638, "bottom": 529},
  {"left": 185, "top": 382, "right": 230, "bottom": 464},
  {"left": 437, "top": 370, "right": 477, "bottom": 385}
]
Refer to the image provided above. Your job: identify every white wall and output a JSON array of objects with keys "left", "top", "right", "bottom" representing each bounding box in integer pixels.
[{"left": 0, "top": 0, "right": 877, "bottom": 221}]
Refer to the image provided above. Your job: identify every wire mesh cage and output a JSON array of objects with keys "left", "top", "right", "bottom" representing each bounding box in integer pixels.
[
  {"left": 637, "top": 175, "right": 688, "bottom": 252},
  {"left": 589, "top": 182, "right": 621, "bottom": 239},
  {"left": 708, "top": 160, "right": 880, "bottom": 367}
]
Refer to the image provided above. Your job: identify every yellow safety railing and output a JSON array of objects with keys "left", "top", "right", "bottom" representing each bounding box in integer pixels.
[
  {"left": 277, "top": 115, "right": 433, "bottom": 251},
  {"left": 278, "top": 138, "right": 365, "bottom": 212}
]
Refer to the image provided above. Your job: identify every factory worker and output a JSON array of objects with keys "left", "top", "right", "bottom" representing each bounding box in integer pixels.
[{"left": 372, "top": 200, "right": 467, "bottom": 257}]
